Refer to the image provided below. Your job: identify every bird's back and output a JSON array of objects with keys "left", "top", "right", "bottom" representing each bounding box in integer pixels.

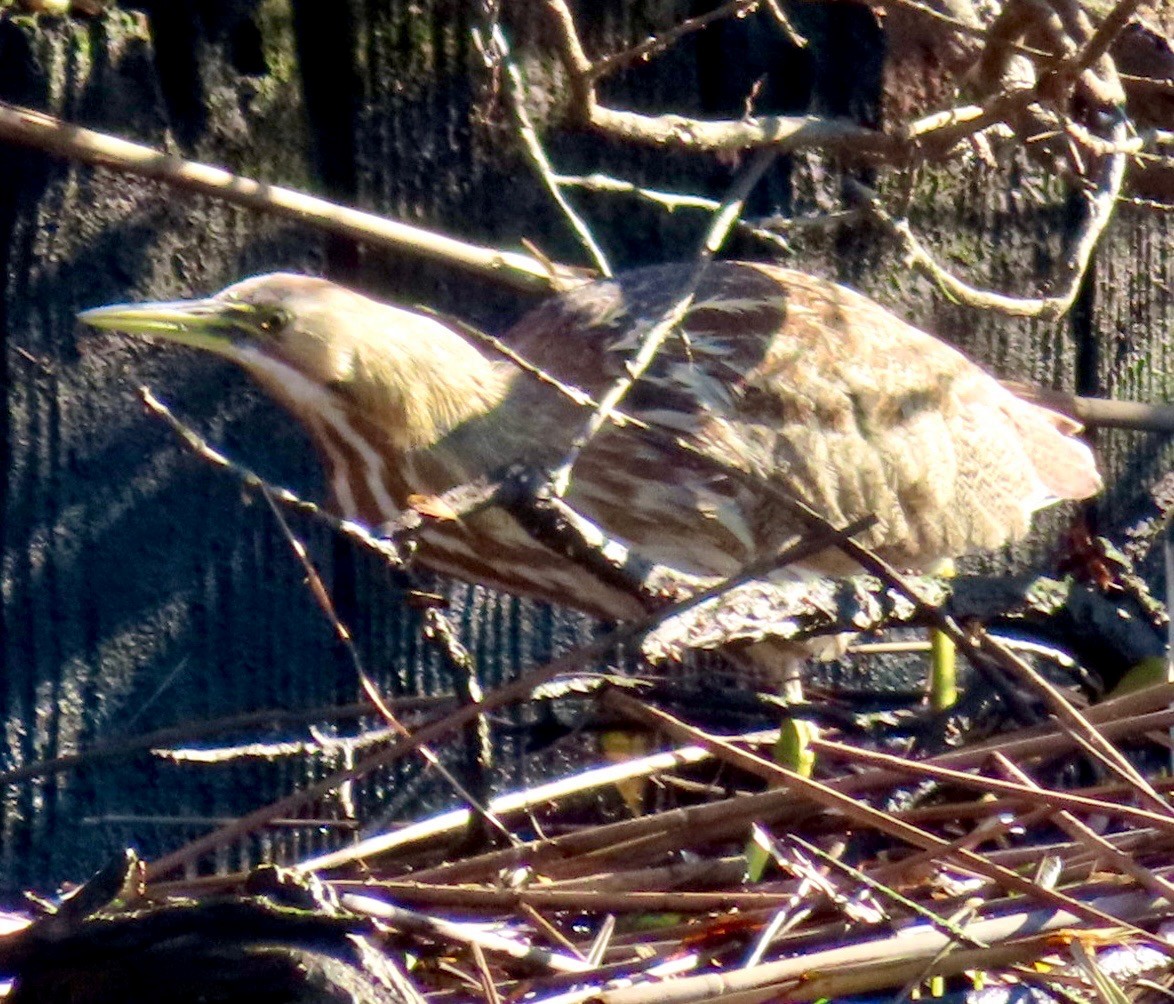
[{"left": 502, "top": 261, "right": 1100, "bottom": 577}]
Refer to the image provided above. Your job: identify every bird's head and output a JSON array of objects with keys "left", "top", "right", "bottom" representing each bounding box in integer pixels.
[{"left": 79, "top": 273, "right": 511, "bottom": 451}]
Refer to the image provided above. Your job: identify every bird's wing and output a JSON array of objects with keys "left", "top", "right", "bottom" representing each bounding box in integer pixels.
[{"left": 503, "top": 261, "right": 1099, "bottom": 575}]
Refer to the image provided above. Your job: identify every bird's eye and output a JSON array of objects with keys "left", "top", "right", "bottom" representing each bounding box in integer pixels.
[{"left": 258, "top": 308, "right": 291, "bottom": 335}]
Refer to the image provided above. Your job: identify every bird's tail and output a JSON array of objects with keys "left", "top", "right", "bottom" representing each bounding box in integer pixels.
[{"left": 1000, "top": 395, "right": 1103, "bottom": 506}]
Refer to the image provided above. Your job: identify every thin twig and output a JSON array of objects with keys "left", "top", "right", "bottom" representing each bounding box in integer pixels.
[
  {"left": 144, "top": 518, "right": 870, "bottom": 880},
  {"left": 977, "top": 629, "right": 1174, "bottom": 819},
  {"left": 847, "top": 122, "right": 1123, "bottom": 321},
  {"left": 1003, "top": 383, "right": 1174, "bottom": 433},
  {"left": 476, "top": 18, "right": 612, "bottom": 276},
  {"left": 141, "top": 387, "right": 403, "bottom": 566},
  {"left": 589, "top": 0, "right": 763, "bottom": 81},
  {"left": 257, "top": 487, "right": 519, "bottom": 848},
  {"left": 154, "top": 728, "right": 395, "bottom": 763},
  {"left": 549, "top": 147, "right": 778, "bottom": 496},
  {"left": 81, "top": 814, "right": 360, "bottom": 829},
  {"left": 554, "top": 172, "right": 792, "bottom": 253},
  {"left": 421, "top": 606, "right": 494, "bottom": 846},
  {"left": 809, "top": 736, "right": 1174, "bottom": 835},
  {"left": 519, "top": 902, "right": 588, "bottom": 961},
  {"left": 0, "top": 697, "right": 444, "bottom": 787},
  {"left": 786, "top": 833, "right": 985, "bottom": 949},
  {"left": 471, "top": 942, "right": 502, "bottom": 1004}
]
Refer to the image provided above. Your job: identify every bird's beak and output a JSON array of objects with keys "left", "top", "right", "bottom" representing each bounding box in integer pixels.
[{"left": 77, "top": 297, "right": 244, "bottom": 357}]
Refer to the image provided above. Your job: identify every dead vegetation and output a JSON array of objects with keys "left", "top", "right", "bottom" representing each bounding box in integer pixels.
[{"left": 1, "top": 0, "right": 1174, "bottom": 1000}]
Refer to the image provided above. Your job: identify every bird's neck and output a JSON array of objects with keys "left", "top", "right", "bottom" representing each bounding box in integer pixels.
[
  {"left": 251, "top": 330, "right": 541, "bottom": 524},
  {"left": 352, "top": 341, "right": 515, "bottom": 455}
]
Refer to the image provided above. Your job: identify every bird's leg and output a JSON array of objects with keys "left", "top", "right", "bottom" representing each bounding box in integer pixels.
[
  {"left": 772, "top": 657, "right": 817, "bottom": 779},
  {"left": 743, "top": 651, "right": 816, "bottom": 882},
  {"left": 929, "top": 559, "right": 958, "bottom": 713}
]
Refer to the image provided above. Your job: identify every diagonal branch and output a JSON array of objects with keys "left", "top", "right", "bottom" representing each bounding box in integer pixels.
[
  {"left": 549, "top": 147, "right": 778, "bottom": 496},
  {"left": 475, "top": 16, "right": 612, "bottom": 276},
  {"left": 588, "top": 0, "right": 765, "bottom": 81},
  {"left": 0, "top": 100, "right": 578, "bottom": 294}
]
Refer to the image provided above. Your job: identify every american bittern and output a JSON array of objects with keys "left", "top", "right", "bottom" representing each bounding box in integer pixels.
[{"left": 80, "top": 262, "right": 1101, "bottom": 680}]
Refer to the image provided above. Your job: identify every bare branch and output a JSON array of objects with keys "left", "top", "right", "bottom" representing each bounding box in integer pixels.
[
  {"left": 1071, "top": 0, "right": 1150, "bottom": 76},
  {"left": 541, "top": 0, "right": 1040, "bottom": 159},
  {"left": 588, "top": 0, "right": 764, "bottom": 81},
  {"left": 476, "top": 18, "right": 612, "bottom": 276},
  {"left": 0, "top": 100, "right": 577, "bottom": 293},
  {"left": 847, "top": 103, "right": 1126, "bottom": 322},
  {"left": 550, "top": 148, "right": 778, "bottom": 495},
  {"left": 540, "top": 0, "right": 596, "bottom": 114},
  {"left": 1004, "top": 383, "right": 1174, "bottom": 432},
  {"left": 141, "top": 388, "right": 405, "bottom": 566},
  {"left": 555, "top": 171, "right": 793, "bottom": 252}
]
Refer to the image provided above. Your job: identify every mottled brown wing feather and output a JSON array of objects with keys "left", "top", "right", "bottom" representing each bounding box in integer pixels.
[{"left": 503, "top": 261, "right": 1100, "bottom": 575}]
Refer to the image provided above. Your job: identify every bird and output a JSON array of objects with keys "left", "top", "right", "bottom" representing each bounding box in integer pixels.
[{"left": 79, "top": 261, "right": 1102, "bottom": 683}]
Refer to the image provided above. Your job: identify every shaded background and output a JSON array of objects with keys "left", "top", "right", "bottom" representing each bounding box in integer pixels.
[{"left": 0, "top": 0, "right": 1170, "bottom": 892}]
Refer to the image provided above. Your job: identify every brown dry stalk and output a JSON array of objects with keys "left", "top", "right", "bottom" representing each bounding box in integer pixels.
[
  {"left": 600, "top": 690, "right": 1167, "bottom": 948},
  {"left": 294, "top": 738, "right": 751, "bottom": 872},
  {"left": 405, "top": 785, "right": 803, "bottom": 884},
  {"left": 333, "top": 881, "right": 835, "bottom": 913},
  {"left": 811, "top": 736, "right": 1174, "bottom": 833},
  {"left": 991, "top": 752, "right": 1174, "bottom": 907},
  {"left": 591, "top": 922, "right": 1152, "bottom": 1004}
]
